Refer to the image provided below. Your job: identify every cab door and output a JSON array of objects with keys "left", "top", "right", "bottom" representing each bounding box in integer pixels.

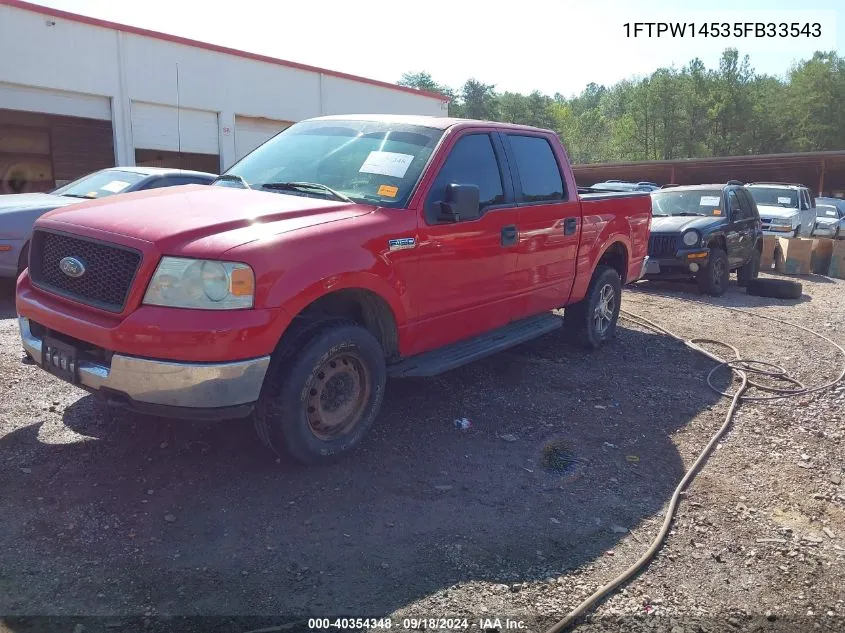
[
  {"left": 405, "top": 131, "right": 521, "bottom": 356},
  {"left": 500, "top": 131, "right": 582, "bottom": 318}
]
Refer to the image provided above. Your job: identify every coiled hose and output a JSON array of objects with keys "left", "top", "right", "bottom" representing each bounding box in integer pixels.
[{"left": 544, "top": 298, "right": 845, "bottom": 633}]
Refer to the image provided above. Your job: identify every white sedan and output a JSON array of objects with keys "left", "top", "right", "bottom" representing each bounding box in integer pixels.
[{"left": 812, "top": 203, "right": 845, "bottom": 239}]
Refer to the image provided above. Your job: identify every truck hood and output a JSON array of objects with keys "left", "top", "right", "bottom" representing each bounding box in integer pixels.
[
  {"left": 37, "top": 185, "right": 376, "bottom": 254},
  {"left": 650, "top": 215, "right": 723, "bottom": 234},
  {"left": 0, "top": 192, "right": 81, "bottom": 213},
  {"left": 756, "top": 204, "right": 798, "bottom": 219}
]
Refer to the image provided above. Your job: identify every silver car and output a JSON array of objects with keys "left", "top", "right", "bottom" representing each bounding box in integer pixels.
[
  {"left": 0, "top": 166, "right": 216, "bottom": 279},
  {"left": 812, "top": 198, "right": 845, "bottom": 239}
]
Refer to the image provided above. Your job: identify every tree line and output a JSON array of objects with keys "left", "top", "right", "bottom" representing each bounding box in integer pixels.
[{"left": 398, "top": 49, "right": 845, "bottom": 164}]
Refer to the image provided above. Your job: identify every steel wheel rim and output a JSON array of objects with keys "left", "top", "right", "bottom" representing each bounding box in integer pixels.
[
  {"left": 306, "top": 351, "right": 371, "bottom": 440},
  {"left": 593, "top": 283, "right": 616, "bottom": 336}
]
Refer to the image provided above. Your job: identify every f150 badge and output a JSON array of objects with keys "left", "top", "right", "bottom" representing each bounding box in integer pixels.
[{"left": 388, "top": 237, "right": 416, "bottom": 251}]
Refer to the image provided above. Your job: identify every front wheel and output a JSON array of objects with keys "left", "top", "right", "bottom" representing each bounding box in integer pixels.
[
  {"left": 564, "top": 265, "right": 622, "bottom": 349},
  {"left": 252, "top": 320, "right": 386, "bottom": 465},
  {"left": 793, "top": 226, "right": 801, "bottom": 238},
  {"left": 737, "top": 247, "right": 761, "bottom": 287},
  {"left": 697, "top": 247, "right": 730, "bottom": 296}
]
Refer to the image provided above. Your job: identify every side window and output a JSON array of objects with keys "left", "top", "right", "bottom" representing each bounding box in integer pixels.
[
  {"left": 735, "top": 189, "right": 754, "bottom": 219},
  {"left": 726, "top": 190, "right": 741, "bottom": 217},
  {"left": 426, "top": 133, "right": 504, "bottom": 215},
  {"left": 506, "top": 135, "right": 565, "bottom": 202}
]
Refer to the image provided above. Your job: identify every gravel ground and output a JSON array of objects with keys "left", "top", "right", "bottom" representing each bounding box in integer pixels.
[{"left": 1, "top": 271, "right": 844, "bottom": 633}]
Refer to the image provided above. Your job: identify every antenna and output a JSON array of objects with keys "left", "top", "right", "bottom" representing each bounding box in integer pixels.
[{"left": 175, "top": 62, "right": 182, "bottom": 170}]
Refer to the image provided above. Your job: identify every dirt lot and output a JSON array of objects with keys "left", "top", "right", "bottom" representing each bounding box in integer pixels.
[{"left": 1, "top": 272, "right": 844, "bottom": 633}]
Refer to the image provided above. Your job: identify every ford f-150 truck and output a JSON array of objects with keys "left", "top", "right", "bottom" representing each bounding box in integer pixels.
[{"left": 16, "top": 115, "right": 652, "bottom": 465}]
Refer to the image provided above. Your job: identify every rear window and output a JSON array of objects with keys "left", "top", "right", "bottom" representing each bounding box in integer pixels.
[{"left": 506, "top": 135, "right": 565, "bottom": 202}]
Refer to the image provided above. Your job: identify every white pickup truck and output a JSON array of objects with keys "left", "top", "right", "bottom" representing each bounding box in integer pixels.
[{"left": 746, "top": 182, "right": 818, "bottom": 238}]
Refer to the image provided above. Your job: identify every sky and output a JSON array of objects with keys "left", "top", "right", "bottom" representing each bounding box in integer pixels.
[{"left": 28, "top": 0, "right": 843, "bottom": 97}]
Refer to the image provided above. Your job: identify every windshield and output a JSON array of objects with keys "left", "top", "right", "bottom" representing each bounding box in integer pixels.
[
  {"left": 749, "top": 187, "right": 798, "bottom": 208},
  {"left": 51, "top": 170, "right": 146, "bottom": 199},
  {"left": 650, "top": 189, "right": 724, "bottom": 217},
  {"left": 220, "top": 119, "right": 444, "bottom": 207},
  {"left": 817, "top": 205, "right": 842, "bottom": 219}
]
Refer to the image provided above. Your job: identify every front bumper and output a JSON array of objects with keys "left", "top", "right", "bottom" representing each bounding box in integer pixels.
[
  {"left": 761, "top": 225, "right": 795, "bottom": 237},
  {"left": 644, "top": 248, "right": 710, "bottom": 278},
  {"left": 19, "top": 317, "right": 270, "bottom": 420},
  {"left": 812, "top": 225, "right": 838, "bottom": 238}
]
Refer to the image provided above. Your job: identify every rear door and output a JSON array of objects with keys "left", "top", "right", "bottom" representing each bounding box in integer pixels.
[
  {"left": 408, "top": 131, "right": 521, "bottom": 354},
  {"left": 501, "top": 131, "right": 581, "bottom": 318},
  {"left": 733, "top": 188, "right": 759, "bottom": 264}
]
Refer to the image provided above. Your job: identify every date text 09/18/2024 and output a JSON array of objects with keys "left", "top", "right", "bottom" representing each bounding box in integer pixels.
[{"left": 307, "top": 617, "right": 528, "bottom": 630}]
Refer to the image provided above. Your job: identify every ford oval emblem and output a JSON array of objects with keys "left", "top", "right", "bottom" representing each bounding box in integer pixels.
[{"left": 59, "top": 256, "right": 86, "bottom": 278}]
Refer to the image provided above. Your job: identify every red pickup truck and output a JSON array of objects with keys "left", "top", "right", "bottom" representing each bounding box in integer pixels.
[{"left": 16, "top": 115, "right": 651, "bottom": 464}]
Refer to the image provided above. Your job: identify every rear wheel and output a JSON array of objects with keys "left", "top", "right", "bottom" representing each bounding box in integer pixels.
[
  {"left": 252, "top": 319, "right": 386, "bottom": 465},
  {"left": 564, "top": 265, "right": 622, "bottom": 349},
  {"left": 696, "top": 247, "right": 729, "bottom": 296},
  {"left": 737, "top": 247, "right": 761, "bottom": 287}
]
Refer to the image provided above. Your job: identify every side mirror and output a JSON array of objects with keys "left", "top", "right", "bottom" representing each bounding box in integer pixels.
[{"left": 437, "top": 184, "right": 481, "bottom": 223}]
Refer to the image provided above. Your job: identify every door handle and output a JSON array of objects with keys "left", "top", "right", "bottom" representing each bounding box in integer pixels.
[
  {"left": 564, "top": 217, "right": 578, "bottom": 235},
  {"left": 501, "top": 225, "right": 518, "bottom": 246}
]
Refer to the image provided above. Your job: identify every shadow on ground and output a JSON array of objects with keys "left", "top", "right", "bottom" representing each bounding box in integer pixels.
[{"left": 0, "top": 324, "right": 727, "bottom": 624}]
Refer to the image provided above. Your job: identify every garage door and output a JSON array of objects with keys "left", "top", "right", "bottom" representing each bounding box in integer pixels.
[
  {"left": 0, "top": 82, "right": 111, "bottom": 121},
  {"left": 132, "top": 102, "right": 219, "bottom": 155},
  {"left": 234, "top": 115, "right": 291, "bottom": 160}
]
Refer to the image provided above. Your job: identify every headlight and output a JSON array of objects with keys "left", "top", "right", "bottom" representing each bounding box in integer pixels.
[
  {"left": 682, "top": 230, "right": 700, "bottom": 247},
  {"left": 770, "top": 218, "right": 793, "bottom": 226},
  {"left": 143, "top": 257, "right": 255, "bottom": 309}
]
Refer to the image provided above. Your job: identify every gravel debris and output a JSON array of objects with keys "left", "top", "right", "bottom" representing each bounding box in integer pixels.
[{"left": 2, "top": 274, "right": 845, "bottom": 627}]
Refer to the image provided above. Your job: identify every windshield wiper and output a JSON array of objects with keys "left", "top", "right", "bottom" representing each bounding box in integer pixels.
[
  {"left": 671, "top": 212, "right": 705, "bottom": 216},
  {"left": 261, "top": 182, "right": 352, "bottom": 203},
  {"left": 60, "top": 193, "right": 95, "bottom": 199},
  {"left": 212, "top": 174, "right": 251, "bottom": 189}
]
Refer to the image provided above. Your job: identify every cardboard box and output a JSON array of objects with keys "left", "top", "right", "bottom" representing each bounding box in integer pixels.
[
  {"left": 830, "top": 241, "right": 845, "bottom": 280},
  {"left": 775, "top": 238, "right": 813, "bottom": 275},
  {"left": 811, "top": 238, "right": 834, "bottom": 275},
  {"left": 760, "top": 236, "right": 778, "bottom": 271}
]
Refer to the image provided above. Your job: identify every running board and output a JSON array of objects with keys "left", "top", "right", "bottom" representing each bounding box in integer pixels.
[{"left": 388, "top": 313, "right": 564, "bottom": 378}]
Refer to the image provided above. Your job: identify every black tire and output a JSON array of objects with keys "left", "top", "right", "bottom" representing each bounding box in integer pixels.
[
  {"left": 696, "top": 247, "right": 729, "bottom": 296},
  {"left": 736, "top": 246, "right": 761, "bottom": 287},
  {"left": 564, "top": 265, "right": 622, "bottom": 349},
  {"left": 252, "top": 319, "right": 386, "bottom": 465},
  {"left": 793, "top": 226, "right": 801, "bottom": 238},
  {"left": 746, "top": 278, "right": 802, "bottom": 300},
  {"left": 17, "top": 241, "right": 29, "bottom": 277}
]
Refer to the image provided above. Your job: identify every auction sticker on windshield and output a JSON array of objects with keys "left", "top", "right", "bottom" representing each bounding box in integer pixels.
[
  {"left": 360, "top": 151, "right": 415, "bottom": 178},
  {"left": 699, "top": 195, "right": 720, "bottom": 206},
  {"left": 100, "top": 180, "right": 131, "bottom": 193},
  {"left": 778, "top": 196, "right": 792, "bottom": 204}
]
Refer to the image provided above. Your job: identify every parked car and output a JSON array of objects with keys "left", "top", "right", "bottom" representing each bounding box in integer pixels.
[
  {"left": 589, "top": 180, "right": 660, "bottom": 192},
  {"left": 812, "top": 197, "right": 845, "bottom": 239},
  {"left": 16, "top": 114, "right": 652, "bottom": 464},
  {"left": 644, "top": 182, "right": 762, "bottom": 296},
  {"left": 746, "top": 182, "right": 816, "bottom": 238},
  {"left": 0, "top": 166, "right": 217, "bottom": 279}
]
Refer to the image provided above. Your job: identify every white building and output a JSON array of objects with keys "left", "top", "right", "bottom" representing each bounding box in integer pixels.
[{"left": 0, "top": 0, "right": 447, "bottom": 193}]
